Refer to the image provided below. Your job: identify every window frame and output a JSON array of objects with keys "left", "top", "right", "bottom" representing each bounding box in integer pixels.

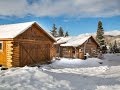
[{"left": 88, "top": 39, "right": 92, "bottom": 43}]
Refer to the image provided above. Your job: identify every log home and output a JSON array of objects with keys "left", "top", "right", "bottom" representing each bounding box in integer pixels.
[
  {"left": 54, "top": 37, "right": 72, "bottom": 57},
  {"left": 0, "top": 22, "right": 56, "bottom": 68},
  {"left": 55, "top": 35, "right": 100, "bottom": 59}
]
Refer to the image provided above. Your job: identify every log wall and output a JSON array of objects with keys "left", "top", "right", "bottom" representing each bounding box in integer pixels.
[
  {"left": 0, "top": 24, "right": 55, "bottom": 68},
  {"left": 6, "top": 41, "right": 13, "bottom": 67},
  {"left": 0, "top": 41, "right": 7, "bottom": 67},
  {"left": 12, "top": 41, "right": 20, "bottom": 67},
  {"left": 60, "top": 36, "right": 99, "bottom": 59}
]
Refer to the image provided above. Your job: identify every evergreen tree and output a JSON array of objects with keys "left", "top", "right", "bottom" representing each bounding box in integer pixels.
[
  {"left": 65, "top": 31, "right": 69, "bottom": 37},
  {"left": 96, "top": 21, "right": 107, "bottom": 53},
  {"left": 58, "top": 27, "right": 64, "bottom": 37},
  {"left": 113, "top": 40, "right": 118, "bottom": 53},
  {"left": 51, "top": 24, "right": 57, "bottom": 37},
  {"left": 109, "top": 43, "right": 113, "bottom": 53}
]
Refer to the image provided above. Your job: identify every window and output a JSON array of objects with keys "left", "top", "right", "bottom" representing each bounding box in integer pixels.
[
  {"left": 72, "top": 49, "right": 75, "bottom": 54},
  {"left": 79, "top": 49, "right": 82, "bottom": 52},
  {"left": 79, "top": 48, "right": 83, "bottom": 52},
  {"left": 62, "top": 47, "right": 70, "bottom": 56},
  {"left": 0, "top": 41, "right": 3, "bottom": 51},
  {"left": 88, "top": 39, "right": 92, "bottom": 43}
]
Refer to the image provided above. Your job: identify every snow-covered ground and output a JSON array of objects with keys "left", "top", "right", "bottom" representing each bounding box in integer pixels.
[
  {"left": 0, "top": 54, "right": 120, "bottom": 90},
  {"left": 49, "top": 58, "right": 103, "bottom": 68}
]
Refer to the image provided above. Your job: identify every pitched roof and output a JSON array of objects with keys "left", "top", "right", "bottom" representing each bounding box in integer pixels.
[
  {"left": 61, "top": 35, "right": 92, "bottom": 47},
  {"left": 55, "top": 36, "right": 72, "bottom": 44},
  {"left": 0, "top": 21, "right": 56, "bottom": 41}
]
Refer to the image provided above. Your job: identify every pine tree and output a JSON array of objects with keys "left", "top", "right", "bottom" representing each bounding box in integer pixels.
[
  {"left": 96, "top": 21, "right": 107, "bottom": 53},
  {"left": 109, "top": 43, "right": 113, "bottom": 53},
  {"left": 65, "top": 31, "right": 69, "bottom": 37},
  {"left": 58, "top": 27, "right": 64, "bottom": 37},
  {"left": 51, "top": 24, "right": 57, "bottom": 37},
  {"left": 113, "top": 40, "right": 118, "bottom": 53},
  {"left": 96, "top": 21, "right": 104, "bottom": 45}
]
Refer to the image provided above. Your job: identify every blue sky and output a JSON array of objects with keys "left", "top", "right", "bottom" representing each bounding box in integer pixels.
[{"left": 0, "top": 0, "right": 120, "bottom": 36}]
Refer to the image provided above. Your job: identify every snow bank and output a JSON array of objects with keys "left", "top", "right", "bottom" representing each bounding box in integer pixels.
[
  {"left": 49, "top": 66, "right": 110, "bottom": 76},
  {"left": 0, "top": 66, "right": 72, "bottom": 90},
  {"left": 46, "top": 65, "right": 120, "bottom": 90},
  {"left": 1, "top": 54, "right": 120, "bottom": 90},
  {"left": 50, "top": 58, "right": 103, "bottom": 68},
  {"left": 96, "top": 85, "right": 120, "bottom": 90}
]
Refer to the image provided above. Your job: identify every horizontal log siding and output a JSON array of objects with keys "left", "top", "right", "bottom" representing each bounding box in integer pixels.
[
  {"left": 12, "top": 42, "right": 20, "bottom": 67},
  {"left": 0, "top": 41, "right": 7, "bottom": 67},
  {"left": 6, "top": 41, "right": 13, "bottom": 68}
]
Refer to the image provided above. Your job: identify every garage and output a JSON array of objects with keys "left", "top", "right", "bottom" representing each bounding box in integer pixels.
[
  {"left": 0, "top": 22, "right": 56, "bottom": 68},
  {"left": 20, "top": 43, "right": 50, "bottom": 66}
]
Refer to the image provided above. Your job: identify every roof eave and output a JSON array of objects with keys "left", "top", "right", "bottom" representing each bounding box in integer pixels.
[{"left": 0, "top": 38, "right": 13, "bottom": 41}]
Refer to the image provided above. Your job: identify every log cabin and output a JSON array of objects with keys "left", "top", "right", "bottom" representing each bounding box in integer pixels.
[
  {"left": 0, "top": 22, "right": 56, "bottom": 68},
  {"left": 55, "top": 35, "right": 100, "bottom": 59},
  {"left": 54, "top": 37, "right": 72, "bottom": 57}
]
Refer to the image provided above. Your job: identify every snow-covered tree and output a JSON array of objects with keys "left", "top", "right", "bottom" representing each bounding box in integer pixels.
[
  {"left": 96, "top": 21, "right": 107, "bottom": 53},
  {"left": 113, "top": 40, "right": 119, "bottom": 53},
  {"left": 65, "top": 31, "right": 69, "bottom": 37},
  {"left": 58, "top": 27, "right": 64, "bottom": 37},
  {"left": 109, "top": 43, "right": 113, "bottom": 53},
  {"left": 50, "top": 24, "right": 58, "bottom": 37}
]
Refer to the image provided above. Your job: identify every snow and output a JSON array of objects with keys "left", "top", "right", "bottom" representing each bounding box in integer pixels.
[
  {"left": 103, "top": 54, "right": 120, "bottom": 66},
  {"left": 104, "top": 30, "right": 120, "bottom": 36},
  {"left": 55, "top": 30, "right": 120, "bottom": 46},
  {"left": 0, "top": 22, "right": 56, "bottom": 41},
  {"left": 61, "top": 35, "right": 91, "bottom": 47},
  {"left": 0, "top": 54, "right": 120, "bottom": 90},
  {"left": 0, "top": 22, "right": 35, "bottom": 38},
  {"left": 55, "top": 34, "right": 92, "bottom": 46},
  {"left": 0, "top": 66, "right": 71, "bottom": 90},
  {"left": 55, "top": 36, "right": 72, "bottom": 44},
  {"left": 50, "top": 58, "right": 103, "bottom": 68},
  {"left": 45, "top": 65, "right": 120, "bottom": 90},
  {"left": 76, "top": 30, "right": 120, "bottom": 37}
]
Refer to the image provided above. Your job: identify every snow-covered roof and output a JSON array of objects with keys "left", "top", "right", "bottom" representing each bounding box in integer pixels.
[
  {"left": 61, "top": 35, "right": 91, "bottom": 47},
  {"left": 55, "top": 36, "right": 72, "bottom": 44},
  {"left": 0, "top": 21, "right": 56, "bottom": 41},
  {"left": 0, "top": 22, "right": 36, "bottom": 38}
]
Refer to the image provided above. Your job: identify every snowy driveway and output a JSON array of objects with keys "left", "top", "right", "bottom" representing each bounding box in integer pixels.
[
  {"left": 0, "top": 54, "right": 120, "bottom": 90},
  {"left": 45, "top": 66, "right": 120, "bottom": 90}
]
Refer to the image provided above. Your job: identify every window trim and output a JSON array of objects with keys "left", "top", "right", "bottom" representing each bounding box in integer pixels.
[
  {"left": 88, "top": 39, "right": 92, "bottom": 43},
  {"left": 79, "top": 48, "right": 83, "bottom": 52}
]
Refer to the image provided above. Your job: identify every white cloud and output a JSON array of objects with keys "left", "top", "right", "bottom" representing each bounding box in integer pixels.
[
  {"left": 0, "top": 0, "right": 29, "bottom": 17},
  {"left": 0, "top": 0, "right": 120, "bottom": 18}
]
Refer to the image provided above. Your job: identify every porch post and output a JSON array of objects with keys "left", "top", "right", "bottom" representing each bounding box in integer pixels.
[
  {"left": 58, "top": 45, "right": 60, "bottom": 58},
  {"left": 74, "top": 47, "right": 77, "bottom": 58}
]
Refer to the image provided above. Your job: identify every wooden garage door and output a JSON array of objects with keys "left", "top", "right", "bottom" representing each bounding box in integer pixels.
[{"left": 20, "top": 43, "right": 50, "bottom": 66}]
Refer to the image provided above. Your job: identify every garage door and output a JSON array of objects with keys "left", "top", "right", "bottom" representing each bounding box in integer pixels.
[{"left": 19, "top": 43, "right": 50, "bottom": 66}]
